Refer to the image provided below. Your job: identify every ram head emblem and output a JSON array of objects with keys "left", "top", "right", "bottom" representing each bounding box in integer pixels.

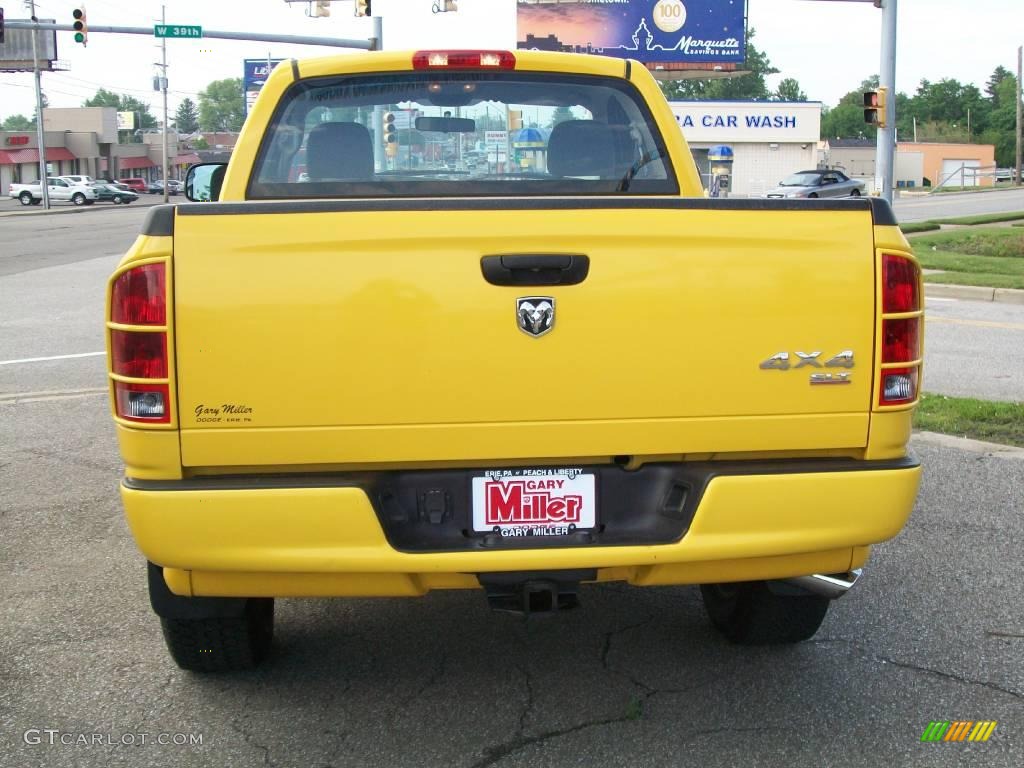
[{"left": 516, "top": 297, "right": 555, "bottom": 338}]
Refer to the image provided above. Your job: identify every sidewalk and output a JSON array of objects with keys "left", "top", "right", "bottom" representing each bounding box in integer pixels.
[{"left": 924, "top": 283, "right": 1024, "bottom": 305}]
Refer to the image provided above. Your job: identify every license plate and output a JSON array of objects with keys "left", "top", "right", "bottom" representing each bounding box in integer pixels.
[{"left": 471, "top": 469, "right": 596, "bottom": 538}]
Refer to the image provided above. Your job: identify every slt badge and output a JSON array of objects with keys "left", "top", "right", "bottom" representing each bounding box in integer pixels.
[{"left": 517, "top": 297, "right": 555, "bottom": 338}]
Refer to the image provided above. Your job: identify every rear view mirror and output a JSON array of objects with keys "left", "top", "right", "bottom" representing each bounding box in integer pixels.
[
  {"left": 185, "top": 163, "right": 227, "bottom": 202},
  {"left": 415, "top": 116, "right": 476, "bottom": 133}
]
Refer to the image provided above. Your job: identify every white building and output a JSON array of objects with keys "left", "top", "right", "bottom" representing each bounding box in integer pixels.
[{"left": 668, "top": 101, "right": 823, "bottom": 197}]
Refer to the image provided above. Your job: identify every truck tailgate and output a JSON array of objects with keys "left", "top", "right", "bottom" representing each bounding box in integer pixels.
[{"left": 172, "top": 202, "right": 876, "bottom": 467}]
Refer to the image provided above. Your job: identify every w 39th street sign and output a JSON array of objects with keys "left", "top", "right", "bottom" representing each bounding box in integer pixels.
[{"left": 154, "top": 25, "right": 202, "bottom": 38}]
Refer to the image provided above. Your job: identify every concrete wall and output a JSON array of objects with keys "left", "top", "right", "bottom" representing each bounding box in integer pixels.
[
  {"left": 897, "top": 142, "right": 996, "bottom": 187},
  {"left": 43, "top": 108, "right": 118, "bottom": 144}
]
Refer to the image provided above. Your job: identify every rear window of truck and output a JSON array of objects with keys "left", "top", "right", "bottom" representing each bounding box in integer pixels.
[{"left": 248, "top": 71, "right": 678, "bottom": 199}]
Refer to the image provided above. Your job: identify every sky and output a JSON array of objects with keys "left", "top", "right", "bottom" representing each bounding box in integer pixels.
[{"left": 0, "top": 0, "right": 1021, "bottom": 122}]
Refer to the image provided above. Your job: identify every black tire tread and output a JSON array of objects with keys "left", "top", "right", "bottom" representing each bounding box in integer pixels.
[
  {"left": 700, "top": 581, "right": 829, "bottom": 645},
  {"left": 160, "top": 599, "right": 273, "bottom": 672}
]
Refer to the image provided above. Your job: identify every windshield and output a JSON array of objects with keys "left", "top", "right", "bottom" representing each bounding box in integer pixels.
[
  {"left": 248, "top": 72, "right": 677, "bottom": 199},
  {"left": 779, "top": 173, "right": 821, "bottom": 187}
]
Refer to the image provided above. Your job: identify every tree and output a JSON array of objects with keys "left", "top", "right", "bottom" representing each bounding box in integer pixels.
[
  {"left": 2, "top": 114, "right": 34, "bottom": 130},
  {"left": 821, "top": 77, "right": 881, "bottom": 141},
  {"left": 985, "top": 65, "right": 1013, "bottom": 105},
  {"left": 83, "top": 88, "right": 157, "bottom": 142},
  {"left": 774, "top": 78, "right": 807, "bottom": 102},
  {"left": 659, "top": 30, "right": 779, "bottom": 101},
  {"left": 547, "top": 106, "right": 575, "bottom": 130},
  {"left": 174, "top": 98, "right": 200, "bottom": 133},
  {"left": 981, "top": 73, "right": 1021, "bottom": 166},
  {"left": 192, "top": 136, "right": 209, "bottom": 150},
  {"left": 198, "top": 78, "right": 244, "bottom": 132}
]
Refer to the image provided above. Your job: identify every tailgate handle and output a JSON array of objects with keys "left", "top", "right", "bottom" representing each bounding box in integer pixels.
[{"left": 480, "top": 254, "right": 590, "bottom": 286}]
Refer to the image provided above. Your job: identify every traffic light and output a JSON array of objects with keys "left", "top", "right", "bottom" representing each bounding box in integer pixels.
[
  {"left": 383, "top": 112, "right": 397, "bottom": 144},
  {"left": 354, "top": 0, "right": 371, "bottom": 17},
  {"left": 863, "top": 87, "right": 887, "bottom": 128},
  {"left": 314, "top": 0, "right": 330, "bottom": 17},
  {"left": 72, "top": 7, "right": 88, "bottom": 46},
  {"left": 432, "top": 0, "right": 458, "bottom": 12}
]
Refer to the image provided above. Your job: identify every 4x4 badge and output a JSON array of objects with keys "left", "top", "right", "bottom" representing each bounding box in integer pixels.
[{"left": 517, "top": 297, "right": 555, "bottom": 338}]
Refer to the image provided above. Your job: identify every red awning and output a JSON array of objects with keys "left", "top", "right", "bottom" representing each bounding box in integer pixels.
[
  {"left": 0, "top": 147, "right": 77, "bottom": 164},
  {"left": 117, "top": 156, "right": 156, "bottom": 169},
  {"left": 174, "top": 153, "right": 202, "bottom": 165}
]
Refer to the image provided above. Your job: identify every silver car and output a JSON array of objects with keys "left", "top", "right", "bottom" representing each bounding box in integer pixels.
[{"left": 765, "top": 170, "right": 865, "bottom": 199}]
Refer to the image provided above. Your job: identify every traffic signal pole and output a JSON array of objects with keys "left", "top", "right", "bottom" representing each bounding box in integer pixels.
[
  {"left": 875, "top": 0, "right": 897, "bottom": 204},
  {"left": 160, "top": 5, "right": 169, "bottom": 204},
  {"left": 372, "top": 15, "right": 385, "bottom": 171},
  {"left": 28, "top": 0, "right": 50, "bottom": 210}
]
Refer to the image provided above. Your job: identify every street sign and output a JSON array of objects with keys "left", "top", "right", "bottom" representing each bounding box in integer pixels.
[{"left": 154, "top": 24, "right": 202, "bottom": 38}]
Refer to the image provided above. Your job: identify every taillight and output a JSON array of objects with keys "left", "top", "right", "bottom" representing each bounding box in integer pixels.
[
  {"left": 882, "top": 254, "right": 919, "bottom": 313},
  {"left": 114, "top": 382, "right": 170, "bottom": 423},
  {"left": 880, "top": 368, "right": 918, "bottom": 407},
  {"left": 412, "top": 50, "right": 516, "bottom": 70},
  {"left": 879, "top": 253, "right": 922, "bottom": 406},
  {"left": 111, "top": 263, "right": 165, "bottom": 325},
  {"left": 109, "top": 262, "right": 171, "bottom": 423},
  {"left": 111, "top": 330, "right": 167, "bottom": 378}
]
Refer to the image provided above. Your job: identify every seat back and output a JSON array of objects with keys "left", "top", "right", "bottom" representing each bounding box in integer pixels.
[
  {"left": 547, "top": 120, "right": 632, "bottom": 179},
  {"left": 305, "top": 122, "right": 374, "bottom": 180}
]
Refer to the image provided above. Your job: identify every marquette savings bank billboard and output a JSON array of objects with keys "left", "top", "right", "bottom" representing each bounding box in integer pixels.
[{"left": 517, "top": 0, "right": 747, "bottom": 64}]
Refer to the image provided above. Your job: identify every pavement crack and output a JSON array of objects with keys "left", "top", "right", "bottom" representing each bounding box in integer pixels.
[
  {"left": 516, "top": 663, "right": 535, "bottom": 737},
  {"left": 229, "top": 719, "right": 275, "bottom": 766},
  {"left": 987, "top": 630, "right": 1024, "bottom": 639},
  {"left": 469, "top": 714, "right": 630, "bottom": 768},
  {"left": 396, "top": 650, "right": 447, "bottom": 710},
  {"left": 816, "top": 639, "right": 1023, "bottom": 700}
]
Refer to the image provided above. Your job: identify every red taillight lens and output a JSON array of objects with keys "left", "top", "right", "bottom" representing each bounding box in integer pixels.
[
  {"left": 412, "top": 50, "right": 516, "bottom": 70},
  {"left": 879, "top": 368, "right": 918, "bottom": 406},
  {"left": 114, "top": 381, "right": 170, "bottom": 423},
  {"left": 111, "top": 263, "right": 166, "bottom": 325},
  {"left": 111, "top": 330, "right": 167, "bottom": 378},
  {"left": 882, "top": 318, "right": 921, "bottom": 363},
  {"left": 882, "top": 254, "right": 920, "bottom": 313}
]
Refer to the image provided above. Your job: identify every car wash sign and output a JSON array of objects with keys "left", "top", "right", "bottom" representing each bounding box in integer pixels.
[{"left": 517, "top": 0, "right": 746, "bottom": 64}]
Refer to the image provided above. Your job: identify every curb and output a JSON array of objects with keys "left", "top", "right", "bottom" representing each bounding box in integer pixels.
[
  {"left": 912, "top": 431, "right": 1024, "bottom": 460},
  {"left": 924, "top": 283, "right": 1024, "bottom": 305}
]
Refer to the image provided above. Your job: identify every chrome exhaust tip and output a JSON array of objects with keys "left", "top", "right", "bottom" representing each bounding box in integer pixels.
[{"left": 782, "top": 568, "right": 862, "bottom": 599}]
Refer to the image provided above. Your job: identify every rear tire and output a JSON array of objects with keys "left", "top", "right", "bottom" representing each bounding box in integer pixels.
[
  {"left": 160, "top": 599, "right": 274, "bottom": 672},
  {"left": 113, "top": 196, "right": 122, "bottom": 204},
  {"left": 807, "top": 192, "right": 819, "bottom": 198},
  {"left": 19, "top": 192, "right": 33, "bottom": 206},
  {"left": 850, "top": 189, "right": 861, "bottom": 197},
  {"left": 700, "top": 581, "right": 829, "bottom": 645},
  {"left": 72, "top": 192, "right": 86, "bottom": 206}
]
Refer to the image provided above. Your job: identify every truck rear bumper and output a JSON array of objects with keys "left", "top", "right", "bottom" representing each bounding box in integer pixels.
[{"left": 122, "top": 457, "right": 921, "bottom": 597}]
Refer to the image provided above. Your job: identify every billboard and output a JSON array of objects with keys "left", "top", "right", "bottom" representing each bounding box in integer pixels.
[
  {"left": 116, "top": 112, "right": 136, "bottom": 130},
  {"left": 243, "top": 58, "right": 285, "bottom": 116},
  {"left": 0, "top": 19, "right": 59, "bottom": 72},
  {"left": 517, "top": 0, "right": 746, "bottom": 64}
]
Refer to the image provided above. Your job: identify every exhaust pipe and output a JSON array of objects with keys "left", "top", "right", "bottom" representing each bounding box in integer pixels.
[{"left": 781, "top": 568, "right": 862, "bottom": 599}]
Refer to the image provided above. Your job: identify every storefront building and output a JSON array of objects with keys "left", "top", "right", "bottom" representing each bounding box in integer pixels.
[
  {"left": 0, "top": 131, "right": 82, "bottom": 196},
  {"left": 667, "top": 101, "right": 822, "bottom": 197}
]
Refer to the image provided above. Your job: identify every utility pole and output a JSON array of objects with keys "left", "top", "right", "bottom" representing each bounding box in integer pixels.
[
  {"left": 160, "top": 5, "right": 169, "bottom": 204},
  {"left": 27, "top": 0, "right": 50, "bottom": 209},
  {"left": 874, "top": 0, "right": 897, "bottom": 204},
  {"left": 1016, "top": 45, "right": 1022, "bottom": 187}
]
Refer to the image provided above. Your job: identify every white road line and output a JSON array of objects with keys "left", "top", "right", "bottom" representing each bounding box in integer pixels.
[
  {"left": 925, "top": 297, "right": 957, "bottom": 303},
  {"left": 0, "top": 351, "right": 105, "bottom": 366},
  {"left": 0, "top": 387, "right": 108, "bottom": 404}
]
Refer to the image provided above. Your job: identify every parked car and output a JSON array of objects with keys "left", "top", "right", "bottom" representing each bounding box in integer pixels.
[
  {"left": 8, "top": 177, "right": 98, "bottom": 206},
  {"left": 121, "top": 178, "right": 149, "bottom": 193},
  {"left": 147, "top": 179, "right": 182, "bottom": 195},
  {"left": 765, "top": 170, "right": 865, "bottom": 198},
  {"left": 995, "top": 168, "right": 1018, "bottom": 183},
  {"left": 92, "top": 183, "right": 138, "bottom": 205}
]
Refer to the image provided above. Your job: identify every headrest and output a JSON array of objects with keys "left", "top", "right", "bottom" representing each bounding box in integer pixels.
[{"left": 305, "top": 122, "right": 374, "bottom": 180}]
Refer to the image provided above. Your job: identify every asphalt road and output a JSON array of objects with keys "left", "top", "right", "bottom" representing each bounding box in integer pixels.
[
  {"left": 2, "top": 196, "right": 1022, "bottom": 767},
  {"left": 893, "top": 187, "right": 1024, "bottom": 223}
]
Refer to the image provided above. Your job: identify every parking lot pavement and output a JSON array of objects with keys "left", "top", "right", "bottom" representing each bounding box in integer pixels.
[
  {"left": 0, "top": 194, "right": 168, "bottom": 217},
  {"left": 1, "top": 371, "right": 1022, "bottom": 768}
]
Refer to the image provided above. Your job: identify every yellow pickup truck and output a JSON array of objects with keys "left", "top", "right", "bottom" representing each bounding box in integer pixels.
[{"left": 106, "top": 49, "right": 922, "bottom": 671}]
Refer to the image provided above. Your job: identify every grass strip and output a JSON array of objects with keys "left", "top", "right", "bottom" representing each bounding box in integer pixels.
[
  {"left": 927, "top": 211, "right": 1024, "bottom": 226},
  {"left": 914, "top": 393, "right": 1024, "bottom": 447},
  {"left": 900, "top": 222, "right": 941, "bottom": 234}
]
